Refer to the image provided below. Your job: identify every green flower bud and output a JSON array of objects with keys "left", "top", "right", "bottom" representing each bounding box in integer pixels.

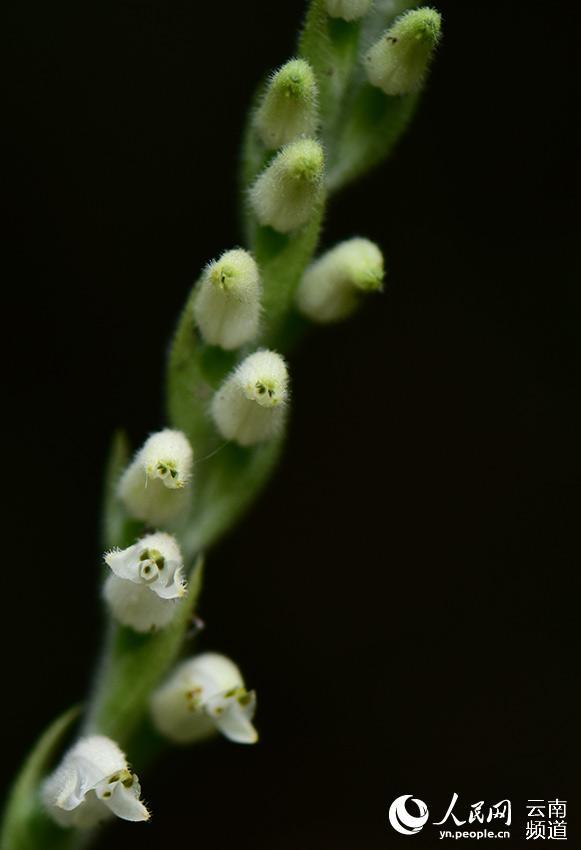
[
  {"left": 296, "top": 237, "right": 384, "bottom": 323},
  {"left": 249, "top": 138, "right": 325, "bottom": 234},
  {"left": 325, "top": 0, "right": 372, "bottom": 22},
  {"left": 193, "top": 249, "right": 261, "bottom": 350},
  {"left": 365, "top": 7, "right": 442, "bottom": 96},
  {"left": 255, "top": 58, "right": 319, "bottom": 150}
]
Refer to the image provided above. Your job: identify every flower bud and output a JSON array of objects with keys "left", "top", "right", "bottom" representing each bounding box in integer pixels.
[
  {"left": 193, "top": 249, "right": 261, "bottom": 350},
  {"left": 365, "top": 7, "right": 442, "bottom": 96},
  {"left": 150, "top": 652, "right": 258, "bottom": 745},
  {"left": 211, "top": 349, "right": 288, "bottom": 446},
  {"left": 118, "top": 429, "right": 193, "bottom": 526},
  {"left": 42, "top": 735, "right": 149, "bottom": 828},
  {"left": 325, "top": 0, "right": 372, "bottom": 21},
  {"left": 255, "top": 58, "right": 319, "bottom": 149},
  {"left": 104, "top": 532, "right": 187, "bottom": 632},
  {"left": 249, "top": 138, "right": 324, "bottom": 234},
  {"left": 296, "top": 237, "right": 384, "bottom": 323}
]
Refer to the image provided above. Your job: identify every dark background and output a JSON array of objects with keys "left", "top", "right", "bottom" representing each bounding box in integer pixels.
[{"left": 3, "top": 1, "right": 579, "bottom": 847}]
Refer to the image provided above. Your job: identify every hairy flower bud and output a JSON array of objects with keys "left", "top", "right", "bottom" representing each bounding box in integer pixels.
[
  {"left": 193, "top": 249, "right": 261, "bottom": 350},
  {"left": 104, "top": 532, "right": 187, "bottom": 633},
  {"left": 151, "top": 653, "right": 258, "bottom": 745},
  {"left": 211, "top": 349, "right": 288, "bottom": 446},
  {"left": 325, "top": 0, "right": 372, "bottom": 21},
  {"left": 118, "top": 429, "right": 193, "bottom": 526},
  {"left": 297, "top": 237, "right": 384, "bottom": 323},
  {"left": 42, "top": 736, "right": 149, "bottom": 828},
  {"left": 249, "top": 138, "right": 324, "bottom": 233},
  {"left": 255, "top": 58, "right": 319, "bottom": 149},
  {"left": 365, "top": 7, "right": 442, "bottom": 96}
]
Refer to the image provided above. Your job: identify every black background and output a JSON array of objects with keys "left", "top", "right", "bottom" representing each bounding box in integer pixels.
[{"left": 3, "top": 1, "right": 580, "bottom": 848}]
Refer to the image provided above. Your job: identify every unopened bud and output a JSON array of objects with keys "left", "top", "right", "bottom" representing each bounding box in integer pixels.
[
  {"left": 297, "top": 237, "right": 384, "bottom": 323},
  {"left": 193, "top": 249, "right": 261, "bottom": 350},
  {"left": 325, "top": 0, "right": 372, "bottom": 22},
  {"left": 118, "top": 429, "right": 193, "bottom": 526},
  {"left": 249, "top": 138, "right": 324, "bottom": 233},
  {"left": 151, "top": 653, "right": 258, "bottom": 745},
  {"left": 211, "top": 349, "right": 288, "bottom": 447},
  {"left": 255, "top": 58, "right": 319, "bottom": 149},
  {"left": 365, "top": 7, "right": 442, "bottom": 96}
]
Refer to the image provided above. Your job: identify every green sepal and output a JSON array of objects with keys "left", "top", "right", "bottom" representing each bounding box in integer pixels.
[
  {"left": 0, "top": 706, "right": 81, "bottom": 850},
  {"left": 101, "top": 429, "right": 141, "bottom": 551}
]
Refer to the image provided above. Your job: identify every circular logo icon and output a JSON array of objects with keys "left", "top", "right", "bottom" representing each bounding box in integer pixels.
[{"left": 389, "top": 795, "right": 430, "bottom": 836}]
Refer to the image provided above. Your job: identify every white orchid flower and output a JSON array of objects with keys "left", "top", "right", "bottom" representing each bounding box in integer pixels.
[
  {"left": 150, "top": 652, "right": 258, "bottom": 745},
  {"left": 104, "top": 532, "right": 187, "bottom": 632},
  {"left": 42, "top": 736, "right": 149, "bottom": 828}
]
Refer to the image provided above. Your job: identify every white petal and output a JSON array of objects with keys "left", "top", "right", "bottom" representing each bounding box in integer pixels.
[
  {"left": 45, "top": 792, "right": 112, "bottom": 829},
  {"left": 62, "top": 737, "right": 126, "bottom": 803},
  {"left": 207, "top": 691, "right": 258, "bottom": 745},
  {"left": 105, "top": 779, "right": 150, "bottom": 822},
  {"left": 151, "top": 562, "right": 186, "bottom": 599},
  {"left": 105, "top": 543, "right": 142, "bottom": 583}
]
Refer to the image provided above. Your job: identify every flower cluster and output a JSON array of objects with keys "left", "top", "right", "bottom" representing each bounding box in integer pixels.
[{"left": 34, "top": 2, "right": 443, "bottom": 840}]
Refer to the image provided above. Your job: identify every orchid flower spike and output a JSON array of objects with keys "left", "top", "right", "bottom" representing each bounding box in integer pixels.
[
  {"left": 325, "top": 0, "right": 372, "bottom": 22},
  {"left": 42, "top": 736, "right": 149, "bottom": 828},
  {"left": 193, "top": 248, "right": 261, "bottom": 350},
  {"left": 250, "top": 138, "right": 324, "bottom": 233},
  {"left": 296, "top": 237, "right": 384, "bottom": 323},
  {"left": 365, "top": 7, "right": 442, "bottom": 96},
  {"left": 150, "top": 653, "right": 258, "bottom": 745},
  {"left": 211, "top": 349, "right": 289, "bottom": 446},
  {"left": 118, "top": 429, "right": 193, "bottom": 526},
  {"left": 104, "top": 532, "right": 187, "bottom": 632},
  {"left": 255, "top": 58, "right": 319, "bottom": 149}
]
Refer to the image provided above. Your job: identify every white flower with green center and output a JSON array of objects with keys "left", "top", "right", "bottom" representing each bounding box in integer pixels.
[
  {"left": 193, "top": 248, "right": 261, "bottom": 350},
  {"left": 365, "top": 7, "right": 442, "bottom": 96},
  {"left": 41, "top": 736, "right": 149, "bottom": 828},
  {"left": 255, "top": 58, "right": 319, "bottom": 149},
  {"left": 211, "top": 349, "right": 289, "bottom": 446},
  {"left": 297, "top": 237, "right": 384, "bottom": 323},
  {"left": 249, "top": 138, "right": 324, "bottom": 233},
  {"left": 325, "top": 0, "right": 372, "bottom": 22},
  {"left": 104, "top": 532, "right": 187, "bottom": 632},
  {"left": 118, "top": 428, "right": 193, "bottom": 525},
  {"left": 150, "top": 653, "right": 258, "bottom": 745}
]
